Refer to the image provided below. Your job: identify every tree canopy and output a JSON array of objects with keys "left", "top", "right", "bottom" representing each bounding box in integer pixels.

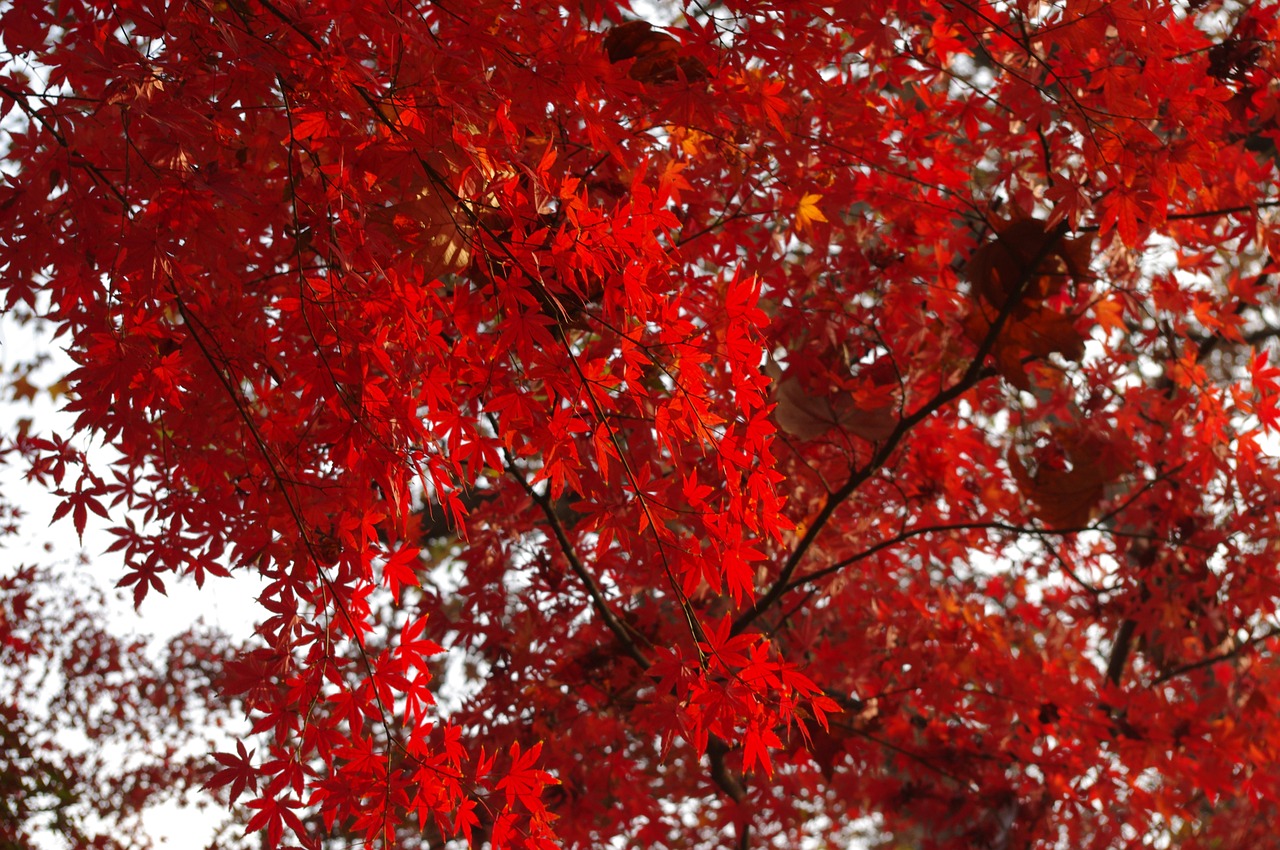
[{"left": 5, "top": 0, "right": 1280, "bottom": 847}]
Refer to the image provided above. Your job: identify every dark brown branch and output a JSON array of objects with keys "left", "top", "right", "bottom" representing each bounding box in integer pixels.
[
  {"left": 1071, "top": 200, "right": 1280, "bottom": 234},
  {"left": 1149, "top": 623, "right": 1280, "bottom": 687},
  {"left": 173, "top": 292, "right": 469, "bottom": 783},
  {"left": 498, "top": 445, "right": 755, "bottom": 806},
  {"left": 1, "top": 84, "right": 131, "bottom": 208},
  {"left": 415, "top": 490, "right": 498, "bottom": 541},
  {"left": 706, "top": 737, "right": 748, "bottom": 803},
  {"left": 1105, "top": 618, "right": 1137, "bottom": 687},
  {"left": 736, "top": 225, "right": 1071, "bottom": 635},
  {"left": 773, "top": 519, "right": 1166, "bottom": 605},
  {"left": 498, "top": 444, "right": 650, "bottom": 670},
  {"left": 732, "top": 370, "right": 989, "bottom": 636},
  {"left": 1099, "top": 296, "right": 1259, "bottom": 688}
]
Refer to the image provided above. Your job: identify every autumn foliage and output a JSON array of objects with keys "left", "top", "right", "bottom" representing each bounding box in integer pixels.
[{"left": 6, "top": 0, "right": 1280, "bottom": 848}]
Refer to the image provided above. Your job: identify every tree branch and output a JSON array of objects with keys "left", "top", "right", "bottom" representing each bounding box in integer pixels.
[
  {"left": 1149, "top": 623, "right": 1280, "bottom": 687},
  {"left": 498, "top": 443, "right": 651, "bottom": 670},
  {"left": 736, "top": 224, "right": 1071, "bottom": 635}
]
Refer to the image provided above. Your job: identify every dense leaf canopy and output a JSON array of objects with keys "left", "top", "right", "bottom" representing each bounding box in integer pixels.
[{"left": 5, "top": 0, "right": 1280, "bottom": 848}]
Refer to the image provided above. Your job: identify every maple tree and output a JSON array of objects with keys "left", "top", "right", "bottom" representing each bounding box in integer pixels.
[{"left": 6, "top": 0, "right": 1280, "bottom": 847}]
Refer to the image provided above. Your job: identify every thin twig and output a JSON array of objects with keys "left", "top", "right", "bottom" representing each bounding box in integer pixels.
[
  {"left": 736, "top": 225, "right": 1072, "bottom": 635},
  {"left": 496, "top": 439, "right": 650, "bottom": 669},
  {"left": 1149, "top": 623, "right": 1280, "bottom": 686}
]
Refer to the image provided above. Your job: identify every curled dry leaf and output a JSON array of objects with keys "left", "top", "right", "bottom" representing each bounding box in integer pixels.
[
  {"left": 368, "top": 183, "right": 473, "bottom": 280},
  {"left": 368, "top": 155, "right": 475, "bottom": 281},
  {"left": 769, "top": 359, "right": 898, "bottom": 442},
  {"left": 603, "top": 20, "right": 709, "bottom": 84},
  {"left": 1009, "top": 430, "right": 1126, "bottom": 529},
  {"left": 964, "top": 214, "right": 1094, "bottom": 387},
  {"left": 964, "top": 301, "right": 1088, "bottom": 389},
  {"left": 968, "top": 217, "right": 1093, "bottom": 308}
]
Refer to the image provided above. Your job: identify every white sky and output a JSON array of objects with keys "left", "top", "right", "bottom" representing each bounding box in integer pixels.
[{"left": 0, "top": 312, "right": 262, "bottom": 849}]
